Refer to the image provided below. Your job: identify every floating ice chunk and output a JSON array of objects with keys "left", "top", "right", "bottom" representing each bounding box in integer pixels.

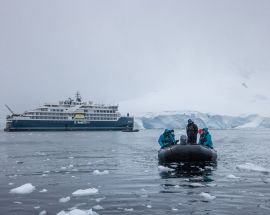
[
  {"left": 72, "top": 188, "right": 98, "bottom": 196},
  {"left": 10, "top": 183, "right": 35, "bottom": 194},
  {"left": 95, "top": 197, "right": 105, "bottom": 202},
  {"left": 57, "top": 208, "right": 99, "bottom": 215},
  {"left": 199, "top": 192, "right": 216, "bottom": 200},
  {"left": 206, "top": 183, "right": 217, "bottom": 187},
  {"left": 39, "top": 210, "right": 47, "bottom": 215},
  {"left": 227, "top": 174, "right": 240, "bottom": 179},
  {"left": 237, "top": 163, "right": 270, "bottom": 173},
  {"left": 158, "top": 165, "right": 174, "bottom": 172},
  {"left": 205, "top": 166, "right": 214, "bottom": 170},
  {"left": 146, "top": 205, "right": 152, "bottom": 208},
  {"left": 59, "top": 196, "right": 71, "bottom": 203},
  {"left": 174, "top": 185, "right": 180, "bottom": 188},
  {"left": 39, "top": 189, "right": 48, "bottom": 193},
  {"left": 124, "top": 208, "right": 134, "bottom": 212},
  {"left": 34, "top": 206, "right": 40, "bottom": 209},
  {"left": 92, "top": 205, "right": 103, "bottom": 210},
  {"left": 14, "top": 201, "right": 22, "bottom": 204},
  {"left": 93, "top": 170, "right": 109, "bottom": 175},
  {"left": 172, "top": 208, "right": 178, "bottom": 211},
  {"left": 190, "top": 183, "right": 205, "bottom": 187}
]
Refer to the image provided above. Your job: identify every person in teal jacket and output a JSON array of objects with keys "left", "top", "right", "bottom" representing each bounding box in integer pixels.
[
  {"left": 158, "top": 129, "right": 177, "bottom": 149},
  {"left": 198, "top": 128, "right": 213, "bottom": 148}
]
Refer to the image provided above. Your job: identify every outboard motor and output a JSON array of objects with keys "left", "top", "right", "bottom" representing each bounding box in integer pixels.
[{"left": 180, "top": 135, "right": 187, "bottom": 145}]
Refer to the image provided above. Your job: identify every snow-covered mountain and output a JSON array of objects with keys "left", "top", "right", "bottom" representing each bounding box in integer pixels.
[{"left": 134, "top": 111, "right": 270, "bottom": 129}]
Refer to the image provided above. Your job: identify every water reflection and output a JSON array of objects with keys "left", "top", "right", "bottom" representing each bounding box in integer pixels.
[{"left": 159, "top": 161, "right": 217, "bottom": 180}]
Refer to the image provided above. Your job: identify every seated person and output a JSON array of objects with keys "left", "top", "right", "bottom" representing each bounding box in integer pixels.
[
  {"left": 198, "top": 128, "right": 213, "bottom": 148},
  {"left": 158, "top": 129, "right": 177, "bottom": 149},
  {"left": 180, "top": 135, "right": 187, "bottom": 145}
]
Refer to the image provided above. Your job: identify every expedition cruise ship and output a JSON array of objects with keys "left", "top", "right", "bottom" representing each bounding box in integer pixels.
[{"left": 4, "top": 92, "right": 134, "bottom": 131}]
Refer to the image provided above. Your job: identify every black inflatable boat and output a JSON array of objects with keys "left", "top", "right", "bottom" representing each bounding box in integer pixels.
[{"left": 158, "top": 144, "right": 217, "bottom": 164}]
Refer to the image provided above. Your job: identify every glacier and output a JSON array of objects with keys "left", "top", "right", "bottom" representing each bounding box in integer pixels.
[{"left": 134, "top": 111, "right": 270, "bottom": 129}]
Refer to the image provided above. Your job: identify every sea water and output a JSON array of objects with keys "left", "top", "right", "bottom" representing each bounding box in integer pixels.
[{"left": 0, "top": 129, "right": 270, "bottom": 214}]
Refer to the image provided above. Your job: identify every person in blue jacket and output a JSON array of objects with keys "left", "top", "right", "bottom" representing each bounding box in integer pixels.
[
  {"left": 198, "top": 128, "right": 213, "bottom": 148},
  {"left": 158, "top": 129, "right": 177, "bottom": 149}
]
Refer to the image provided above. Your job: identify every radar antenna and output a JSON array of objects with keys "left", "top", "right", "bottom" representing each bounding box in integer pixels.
[
  {"left": 75, "top": 91, "right": 82, "bottom": 102},
  {"left": 5, "top": 104, "right": 15, "bottom": 115}
]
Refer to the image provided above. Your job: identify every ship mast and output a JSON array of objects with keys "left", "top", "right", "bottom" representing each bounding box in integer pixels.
[{"left": 5, "top": 104, "right": 15, "bottom": 115}]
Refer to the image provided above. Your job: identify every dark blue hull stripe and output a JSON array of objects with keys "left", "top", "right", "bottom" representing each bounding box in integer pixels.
[{"left": 5, "top": 117, "right": 134, "bottom": 132}]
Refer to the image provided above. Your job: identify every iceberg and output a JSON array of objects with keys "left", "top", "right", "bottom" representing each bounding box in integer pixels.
[{"left": 135, "top": 111, "right": 270, "bottom": 129}]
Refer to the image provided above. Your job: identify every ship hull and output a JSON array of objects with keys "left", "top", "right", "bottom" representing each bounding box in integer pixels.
[{"left": 4, "top": 117, "right": 134, "bottom": 131}]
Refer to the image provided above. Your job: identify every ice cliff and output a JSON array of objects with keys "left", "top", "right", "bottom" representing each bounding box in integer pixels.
[{"left": 134, "top": 111, "right": 270, "bottom": 129}]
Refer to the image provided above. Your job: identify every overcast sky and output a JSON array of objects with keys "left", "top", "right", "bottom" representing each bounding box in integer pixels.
[{"left": 0, "top": 0, "right": 270, "bottom": 120}]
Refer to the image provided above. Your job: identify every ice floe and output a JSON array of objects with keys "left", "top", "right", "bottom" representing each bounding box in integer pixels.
[
  {"left": 72, "top": 188, "right": 98, "bottom": 196},
  {"left": 39, "top": 189, "right": 48, "bottom": 193},
  {"left": 226, "top": 174, "right": 240, "bottom": 179},
  {"left": 158, "top": 165, "right": 174, "bottom": 172},
  {"left": 95, "top": 197, "right": 105, "bottom": 202},
  {"left": 8, "top": 174, "right": 17, "bottom": 178},
  {"left": 236, "top": 163, "right": 270, "bottom": 173},
  {"left": 199, "top": 192, "right": 216, "bottom": 200},
  {"left": 93, "top": 170, "right": 109, "bottom": 175},
  {"left": 124, "top": 208, "right": 134, "bottom": 212},
  {"left": 190, "top": 183, "right": 205, "bottom": 187},
  {"left": 92, "top": 205, "right": 103, "bottom": 210},
  {"left": 59, "top": 196, "right": 71, "bottom": 203},
  {"left": 57, "top": 208, "right": 99, "bottom": 215},
  {"left": 39, "top": 210, "right": 47, "bottom": 215},
  {"left": 9, "top": 183, "right": 35, "bottom": 194},
  {"left": 146, "top": 204, "right": 152, "bottom": 208},
  {"left": 34, "top": 206, "right": 40, "bottom": 209}
]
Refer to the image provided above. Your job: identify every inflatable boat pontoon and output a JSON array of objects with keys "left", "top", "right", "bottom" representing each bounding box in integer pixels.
[{"left": 158, "top": 144, "right": 217, "bottom": 164}]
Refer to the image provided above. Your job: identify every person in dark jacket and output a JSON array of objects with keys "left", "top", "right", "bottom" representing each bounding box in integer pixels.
[
  {"left": 198, "top": 128, "right": 213, "bottom": 148},
  {"left": 186, "top": 119, "right": 198, "bottom": 144},
  {"left": 158, "top": 129, "right": 177, "bottom": 149}
]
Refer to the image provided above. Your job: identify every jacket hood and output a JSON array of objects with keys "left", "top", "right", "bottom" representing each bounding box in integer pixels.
[
  {"left": 164, "top": 129, "right": 170, "bottom": 134},
  {"left": 203, "top": 128, "right": 209, "bottom": 132}
]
